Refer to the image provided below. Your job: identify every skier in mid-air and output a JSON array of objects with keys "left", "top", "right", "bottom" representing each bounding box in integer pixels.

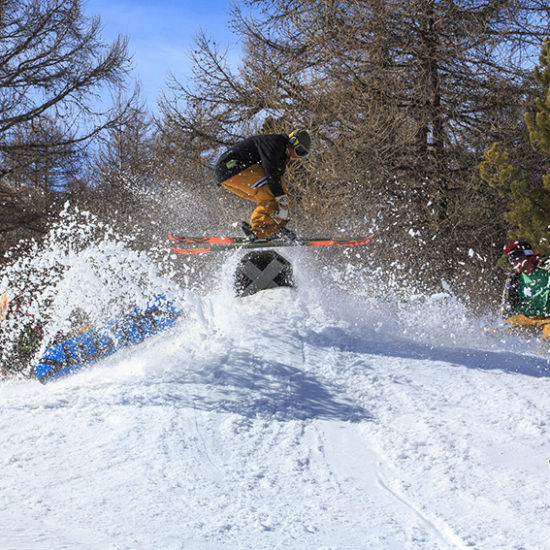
[{"left": 214, "top": 129, "right": 311, "bottom": 241}]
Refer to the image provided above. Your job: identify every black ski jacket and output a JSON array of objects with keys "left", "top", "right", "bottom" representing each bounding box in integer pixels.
[{"left": 215, "top": 134, "right": 289, "bottom": 197}]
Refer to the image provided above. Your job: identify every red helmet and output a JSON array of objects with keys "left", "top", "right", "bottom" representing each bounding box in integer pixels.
[{"left": 503, "top": 240, "right": 539, "bottom": 266}]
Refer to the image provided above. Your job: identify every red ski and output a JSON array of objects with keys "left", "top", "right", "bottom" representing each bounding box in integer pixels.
[{"left": 169, "top": 233, "right": 374, "bottom": 255}]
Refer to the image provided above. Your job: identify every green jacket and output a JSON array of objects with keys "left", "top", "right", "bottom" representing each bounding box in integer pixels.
[{"left": 507, "top": 266, "right": 550, "bottom": 316}]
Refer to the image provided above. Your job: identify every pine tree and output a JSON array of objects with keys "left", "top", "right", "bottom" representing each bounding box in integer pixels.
[
  {"left": 480, "top": 37, "right": 550, "bottom": 256},
  {"left": 525, "top": 37, "right": 550, "bottom": 188}
]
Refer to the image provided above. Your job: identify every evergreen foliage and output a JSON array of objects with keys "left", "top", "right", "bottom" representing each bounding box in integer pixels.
[
  {"left": 526, "top": 37, "right": 550, "bottom": 157},
  {"left": 480, "top": 36, "right": 550, "bottom": 257}
]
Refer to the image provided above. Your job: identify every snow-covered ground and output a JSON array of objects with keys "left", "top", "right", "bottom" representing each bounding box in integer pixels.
[{"left": 2, "top": 228, "right": 550, "bottom": 549}]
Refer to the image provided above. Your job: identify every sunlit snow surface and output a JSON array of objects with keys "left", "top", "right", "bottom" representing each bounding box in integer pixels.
[{"left": 1, "top": 210, "right": 550, "bottom": 550}]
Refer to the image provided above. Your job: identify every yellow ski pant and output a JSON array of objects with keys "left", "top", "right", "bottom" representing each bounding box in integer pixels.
[
  {"left": 505, "top": 314, "right": 550, "bottom": 340},
  {"left": 220, "top": 164, "right": 287, "bottom": 239}
]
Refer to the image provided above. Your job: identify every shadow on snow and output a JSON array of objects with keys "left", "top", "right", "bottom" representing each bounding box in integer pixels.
[
  {"left": 160, "top": 352, "right": 371, "bottom": 423},
  {"left": 304, "top": 326, "right": 550, "bottom": 379}
]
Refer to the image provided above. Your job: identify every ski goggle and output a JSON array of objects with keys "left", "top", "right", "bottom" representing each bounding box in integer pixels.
[
  {"left": 507, "top": 248, "right": 534, "bottom": 264},
  {"left": 289, "top": 134, "right": 309, "bottom": 157}
]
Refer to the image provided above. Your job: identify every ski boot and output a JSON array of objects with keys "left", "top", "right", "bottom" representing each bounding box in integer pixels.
[
  {"left": 277, "top": 226, "right": 297, "bottom": 242},
  {"left": 241, "top": 221, "right": 297, "bottom": 243},
  {"left": 240, "top": 221, "right": 259, "bottom": 242}
]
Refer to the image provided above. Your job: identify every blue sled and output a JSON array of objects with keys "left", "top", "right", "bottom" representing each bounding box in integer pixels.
[{"left": 33, "top": 295, "right": 179, "bottom": 384}]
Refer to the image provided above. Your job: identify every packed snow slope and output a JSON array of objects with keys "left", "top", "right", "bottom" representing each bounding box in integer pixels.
[{"left": 2, "top": 223, "right": 550, "bottom": 549}]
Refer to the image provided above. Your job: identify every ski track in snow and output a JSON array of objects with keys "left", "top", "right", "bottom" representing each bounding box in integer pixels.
[{"left": 2, "top": 275, "right": 550, "bottom": 549}]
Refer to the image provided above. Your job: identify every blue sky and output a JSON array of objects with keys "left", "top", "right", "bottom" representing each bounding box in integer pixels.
[{"left": 84, "top": 0, "right": 240, "bottom": 111}]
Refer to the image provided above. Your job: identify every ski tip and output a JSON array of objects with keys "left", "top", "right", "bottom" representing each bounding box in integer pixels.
[
  {"left": 171, "top": 246, "right": 212, "bottom": 255},
  {"left": 169, "top": 234, "right": 241, "bottom": 245}
]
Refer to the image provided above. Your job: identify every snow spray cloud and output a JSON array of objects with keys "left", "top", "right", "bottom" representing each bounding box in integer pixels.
[
  {"left": 283, "top": 247, "right": 534, "bottom": 354},
  {"left": 0, "top": 203, "right": 179, "bottom": 374}
]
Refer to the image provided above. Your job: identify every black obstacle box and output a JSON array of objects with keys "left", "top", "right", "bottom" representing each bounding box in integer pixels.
[{"left": 233, "top": 250, "right": 295, "bottom": 297}]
